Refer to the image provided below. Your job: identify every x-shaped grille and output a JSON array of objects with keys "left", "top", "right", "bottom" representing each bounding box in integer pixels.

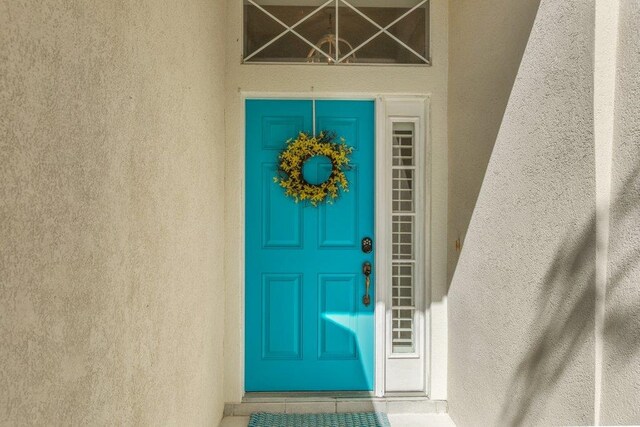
[{"left": 244, "top": 0, "right": 429, "bottom": 64}]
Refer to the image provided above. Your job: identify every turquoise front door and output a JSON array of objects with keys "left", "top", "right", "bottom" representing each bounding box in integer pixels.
[{"left": 245, "top": 99, "right": 375, "bottom": 391}]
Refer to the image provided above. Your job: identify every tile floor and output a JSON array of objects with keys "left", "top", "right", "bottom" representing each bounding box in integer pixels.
[{"left": 219, "top": 413, "right": 456, "bottom": 427}]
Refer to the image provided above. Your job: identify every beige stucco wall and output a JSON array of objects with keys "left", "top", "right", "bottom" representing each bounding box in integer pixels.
[
  {"left": 0, "top": 1, "right": 226, "bottom": 425},
  {"left": 223, "top": 0, "right": 449, "bottom": 402},
  {"left": 601, "top": 1, "right": 640, "bottom": 424},
  {"left": 447, "top": 0, "right": 541, "bottom": 282},
  {"left": 448, "top": 1, "right": 596, "bottom": 425}
]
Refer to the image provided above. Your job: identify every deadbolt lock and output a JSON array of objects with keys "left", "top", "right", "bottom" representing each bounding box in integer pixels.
[{"left": 362, "top": 237, "right": 373, "bottom": 254}]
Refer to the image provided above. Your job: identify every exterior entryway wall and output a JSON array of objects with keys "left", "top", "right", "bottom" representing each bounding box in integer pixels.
[
  {"left": 447, "top": 1, "right": 640, "bottom": 425},
  {"left": 223, "top": 0, "right": 450, "bottom": 403}
]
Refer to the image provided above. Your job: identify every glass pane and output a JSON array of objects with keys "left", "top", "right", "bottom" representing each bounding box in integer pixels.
[
  {"left": 249, "top": 31, "right": 316, "bottom": 63},
  {"left": 295, "top": 5, "right": 336, "bottom": 56},
  {"left": 244, "top": 3, "right": 287, "bottom": 59},
  {"left": 391, "top": 264, "right": 415, "bottom": 356},
  {"left": 387, "top": 6, "right": 428, "bottom": 63},
  {"left": 244, "top": 0, "right": 335, "bottom": 63},
  {"left": 337, "top": 4, "right": 379, "bottom": 62},
  {"left": 339, "top": 2, "right": 428, "bottom": 64},
  {"left": 244, "top": 0, "right": 429, "bottom": 65},
  {"left": 393, "top": 122, "right": 415, "bottom": 166},
  {"left": 353, "top": 29, "right": 425, "bottom": 65},
  {"left": 392, "top": 169, "right": 414, "bottom": 212},
  {"left": 392, "top": 215, "right": 414, "bottom": 260}
]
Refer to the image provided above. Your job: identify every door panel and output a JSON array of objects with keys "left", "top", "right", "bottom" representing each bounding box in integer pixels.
[
  {"left": 318, "top": 274, "right": 358, "bottom": 360},
  {"left": 261, "top": 164, "right": 303, "bottom": 248},
  {"left": 246, "top": 99, "right": 375, "bottom": 391},
  {"left": 318, "top": 167, "right": 359, "bottom": 248},
  {"left": 261, "top": 274, "right": 302, "bottom": 360}
]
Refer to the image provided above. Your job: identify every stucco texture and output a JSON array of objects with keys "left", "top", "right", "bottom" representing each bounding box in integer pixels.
[
  {"left": 601, "top": 1, "right": 640, "bottom": 424},
  {"left": 448, "top": 1, "right": 595, "bottom": 425},
  {"left": 0, "top": 1, "right": 226, "bottom": 425},
  {"left": 447, "top": 0, "right": 541, "bottom": 283}
]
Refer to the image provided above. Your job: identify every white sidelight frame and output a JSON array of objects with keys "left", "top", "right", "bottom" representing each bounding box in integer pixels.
[
  {"left": 240, "top": 92, "right": 431, "bottom": 397},
  {"left": 380, "top": 98, "right": 429, "bottom": 394},
  {"left": 243, "top": 0, "right": 430, "bottom": 65}
]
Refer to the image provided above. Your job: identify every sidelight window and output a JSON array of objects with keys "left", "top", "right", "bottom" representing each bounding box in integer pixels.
[
  {"left": 391, "top": 122, "right": 417, "bottom": 354},
  {"left": 382, "top": 99, "right": 428, "bottom": 394}
]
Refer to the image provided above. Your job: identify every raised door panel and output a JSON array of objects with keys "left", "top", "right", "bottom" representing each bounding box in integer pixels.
[
  {"left": 262, "top": 116, "right": 305, "bottom": 150},
  {"left": 262, "top": 274, "right": 303, "bottom": 360},
  {"left": 319, "top": 166, "right": 359, "bottom": 248},
  {"left": 318, "top": 274, "right": 358, "bottom": 360},
  {"left": 262, "top": 163, "right": 302, "bottom": 248},
  {"left": 316, "top": 117, "right": 360, "bottom": 150}
]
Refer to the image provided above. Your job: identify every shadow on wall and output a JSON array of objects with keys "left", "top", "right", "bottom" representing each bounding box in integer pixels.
[
  {"left": 603, "top": 168, "right": 640, "bottom": 361},
  {"left": 447, "top": 0, "right": 543, "bottom": 287},
  {"left": 500, "top": 166, "right": 640, "bottom": 426}
]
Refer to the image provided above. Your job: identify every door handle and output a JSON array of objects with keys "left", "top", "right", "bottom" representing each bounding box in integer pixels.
[{"left": 362, "top": 261, "right": 372, "bottom": 307}]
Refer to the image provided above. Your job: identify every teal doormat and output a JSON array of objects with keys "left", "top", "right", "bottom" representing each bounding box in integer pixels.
[{"left": 248, "top": 412, "right": 391, "bottom": 427}]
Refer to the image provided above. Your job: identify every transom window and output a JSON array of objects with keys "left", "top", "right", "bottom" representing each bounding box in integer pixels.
[{"left": 243, "top": 0, "right": 430, "bottom": 65}]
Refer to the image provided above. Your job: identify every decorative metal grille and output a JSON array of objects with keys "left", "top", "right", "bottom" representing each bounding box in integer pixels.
[
  {"left": 391, "top": 123, "right": 417, "bottom": 354},
  {"left": 244, "top": 0, "right": 429, "bottom": 65}
]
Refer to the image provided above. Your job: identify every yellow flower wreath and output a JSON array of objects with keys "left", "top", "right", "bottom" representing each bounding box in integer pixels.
[{"left": 273, "top": 131, "right": 354, "bottom": 206}]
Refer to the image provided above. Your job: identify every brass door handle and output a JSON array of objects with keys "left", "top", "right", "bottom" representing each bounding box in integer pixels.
[{"left": 362, "top": 261, "right": 372, "bottom": 306}]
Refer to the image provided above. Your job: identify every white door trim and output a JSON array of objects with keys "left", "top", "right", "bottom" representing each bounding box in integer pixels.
[
  {"left": 239, "top": 92, "right": 433, "bottom": 398},
  {"left": 381, "top": 97, "right": 431, "bottom": 394}
]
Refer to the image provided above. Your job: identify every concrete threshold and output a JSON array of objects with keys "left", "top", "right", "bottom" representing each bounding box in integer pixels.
[{"left": 223, "top": 393, "right": 447, "bottom": 417}]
